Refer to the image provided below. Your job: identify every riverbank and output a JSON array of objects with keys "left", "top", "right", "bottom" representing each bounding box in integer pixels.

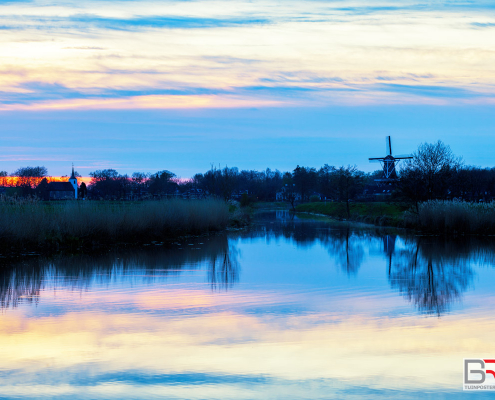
[
  {"left": 296, "top": 200, "right": 495, "bottom": 235},
  {"left": 0, "top": 198, "right": 239, "bottom": 252},
  {"left": 296, "top": 202, "right": 408, "bottom": 227}
]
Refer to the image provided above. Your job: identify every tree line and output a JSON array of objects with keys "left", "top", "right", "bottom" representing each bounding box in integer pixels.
[{"left": 2, "top": 140, "right": 495, "bottom": 205}]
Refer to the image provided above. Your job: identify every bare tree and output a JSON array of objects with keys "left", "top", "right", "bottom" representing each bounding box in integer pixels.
[{"left": 399, "top": 140, "right": 462, "bottom": 205}]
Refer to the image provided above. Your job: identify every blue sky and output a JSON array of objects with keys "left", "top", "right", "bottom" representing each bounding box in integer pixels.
[{"left": 1, "top": 0, "right": 495, "bottom": 177}]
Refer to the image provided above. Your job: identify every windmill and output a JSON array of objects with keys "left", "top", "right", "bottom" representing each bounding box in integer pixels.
[{"left": 369, "top": 136, "right": 412, "bottom": 182}]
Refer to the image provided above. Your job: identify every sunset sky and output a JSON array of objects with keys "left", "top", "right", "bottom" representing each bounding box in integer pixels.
[{"left": 1, "top": 0, "right": 495, "bottom": 177}]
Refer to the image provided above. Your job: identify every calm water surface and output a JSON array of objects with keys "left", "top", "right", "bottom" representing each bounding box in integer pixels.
[{"left": 1, "top": 211, "right": 495, "bottom": 399}]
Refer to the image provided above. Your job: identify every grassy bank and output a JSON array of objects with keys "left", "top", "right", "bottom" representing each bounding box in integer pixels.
[
  {"left": 296, "top": 200, "right": 495, "bottom": 235},
  {"left": 407, "top": 200, "right": 495, "bottom": 234},
  {"left": 295, "top": 202, "right": 408, "bottom": 226},
  {"left": 0, "top": 198, "right": 231, "bottom": 250}
]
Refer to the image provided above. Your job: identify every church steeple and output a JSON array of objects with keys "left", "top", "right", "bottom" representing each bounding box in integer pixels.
[
  {"left": 70, "top": 163, "right": 76, "bottom": 180},
  {"left": 69, "top": 163, "right": 78, "bottom": 199}
]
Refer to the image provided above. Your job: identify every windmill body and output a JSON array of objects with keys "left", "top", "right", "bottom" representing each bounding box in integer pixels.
[{"left": 369, "top": 136, "right": 412, "bottom": 183}]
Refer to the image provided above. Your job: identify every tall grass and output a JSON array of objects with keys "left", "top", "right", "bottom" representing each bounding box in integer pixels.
[
  {"left": 0, "top": 198, "right": 230, "bottom": 247},
  {"left": 408, "top": 200, "right": 495, "bottom": 234}
]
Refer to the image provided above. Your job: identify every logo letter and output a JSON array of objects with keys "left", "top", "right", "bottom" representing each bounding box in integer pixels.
[{"left": 465, "top": 359, "right": 485, "bottom": 384}]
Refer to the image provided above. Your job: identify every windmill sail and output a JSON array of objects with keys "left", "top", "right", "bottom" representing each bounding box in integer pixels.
[{"left": 370, "top": 136, "right": 412, "bottom": 182}]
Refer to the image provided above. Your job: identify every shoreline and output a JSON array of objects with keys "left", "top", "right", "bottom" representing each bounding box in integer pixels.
[{"left": 295, "top": 201, "right": 495, "bottom": 236}]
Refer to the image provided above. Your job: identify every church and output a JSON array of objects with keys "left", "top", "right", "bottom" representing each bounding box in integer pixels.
[{"left": 46, "top": 166, "right": 78, "bottom": 200}]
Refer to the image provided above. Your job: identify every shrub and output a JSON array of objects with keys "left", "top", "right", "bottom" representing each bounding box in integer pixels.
[{"left": 240, "top": 193, "right": 251, "bottom": 207}]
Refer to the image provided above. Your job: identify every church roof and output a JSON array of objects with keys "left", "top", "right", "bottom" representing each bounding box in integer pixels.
[{"left": 47, "top": 182, "right": 75, "bottom": 192}]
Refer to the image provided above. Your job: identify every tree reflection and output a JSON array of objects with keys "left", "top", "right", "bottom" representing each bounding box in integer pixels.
[
  {"left": 236, "top": 211, "right": 372, "bottom": 275},
  {"left": 239, "top": 214, "right": 493, "bottom": 316},
  {"left": 325, "top": 227, "right": 364, "bottom": 276},
  {"left": 383, "top": 234, "right": 396, "bottom": 275},
  {"left": 2, "top": 212, "right": 494, "bottom": 315},
  {"left": 208, "top": 243, "right": 240, "bottom": 290},
  {"left": 389, "top": 238, "right": 475, "bottom": 316},
  {"left": 0, "top": 234, "right": 240, "bottom": 309}
]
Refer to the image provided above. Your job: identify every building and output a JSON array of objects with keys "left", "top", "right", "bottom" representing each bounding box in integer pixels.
[
  {"left": 276, "top": 184, "right": 302, "bottom": 202},
  {"left": 46, "top": 182, "right": 75, "bottom": 200},
  {"left": 46, "top": 166, "right": 78, "bottom": 200}
]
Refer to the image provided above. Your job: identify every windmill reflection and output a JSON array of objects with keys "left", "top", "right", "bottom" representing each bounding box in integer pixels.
[{"left": 0, "top": 234, "right": 240, "bottom": 309}]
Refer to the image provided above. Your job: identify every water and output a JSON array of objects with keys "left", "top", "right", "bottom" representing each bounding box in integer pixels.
[{"left": 1, "top": 211, "right": 495, "bottom": 399}]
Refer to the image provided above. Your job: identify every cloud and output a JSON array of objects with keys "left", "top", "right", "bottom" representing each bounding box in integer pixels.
[
  {"left": 63, "top": 46, "right": 106, "bottom": 50},
  {"left": 471, "top": 22, "right": 495, "bottom": 28},
  {"left": 1, "top": 81, "right": 352, "bottom": 106},
  {"left": 375, "top": 74, "right": 435, "bottom": 81},
  {"left": 331, "top": 5, "right": 420, "bottom": 15},
  {"left": 329, "top": 1, "right": 495, "bottom": 15},
  {"left": 0, "top": 14, "right": 271, "bottom": 32},
  {"left": 1, "top": 80, "right": 491, "bottom": 109},
  {"left": 0, "top": 0, "right": 32, "bottom": 3},
  {"left": 375, "top": 83, "right": 487, "bottom": 99},
  {"left": 241, "top": 85, "right": 319, "bottom": 93},
  {"left": 1, "top": 82, "right": 86, "bottom": 103},
  {"left": 47, "top": 369, "right": 271, "bottom": 386},
  {"left": 201, "top": 56, "right": 261, "bottom": 65},
  {"left": 0, "top": 82, "right": 235, "bottom": 104},
  {"left": 260, "top": 76, "right": 345, "bottom": 84},
  {"left": 77, "top": 14, "right": 270, "bottom": 30}
]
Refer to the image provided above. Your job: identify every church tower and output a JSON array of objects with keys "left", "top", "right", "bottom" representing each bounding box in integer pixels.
[{"left": 69, "top": 164, "right": 78, "bottom": 199}]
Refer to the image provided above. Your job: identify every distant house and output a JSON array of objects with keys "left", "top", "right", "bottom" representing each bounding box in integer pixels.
[
  {"left": 46, "top": 182, "right": 75, "bottom": 200},
  {"left": 276, "top": 185, "right": 302, "bottom": 202},
  {"left": 182, "top": 188, "right": 205, "bottom": 199}
]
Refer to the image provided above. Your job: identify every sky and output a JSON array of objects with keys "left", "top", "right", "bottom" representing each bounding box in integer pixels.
[{"left": 1, "top": 0, "right": 495, "bottom": 178}]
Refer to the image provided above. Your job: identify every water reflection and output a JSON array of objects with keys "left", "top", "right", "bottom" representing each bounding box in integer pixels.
[
  {"left": 208, "top": 243, "right": 240, "bottom": 290},
  {"left": 239, "top": 212, "right": 493, "bottom": 315},
  {"left": 0, "top": 212, "right": 493, "bottom": 317},
  {"left": 0, "top": 234, "right": 239, "bottom": 308},
  {"left": 241, "top": 212, "right": 368, "bottom": 275},
  {"left": 1, "top": 213, "right": 495, "bottom": 399},
  {"left": 389, "top": 237, "right": 479, "bottom": 316}
]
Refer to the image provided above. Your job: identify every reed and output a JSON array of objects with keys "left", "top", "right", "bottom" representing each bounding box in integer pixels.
[
  {"left": 408, "top": 200, "right": 495, "bottom": 234},
  {"left": 0, "top": 197, "right": 230, "bottom": 247}
]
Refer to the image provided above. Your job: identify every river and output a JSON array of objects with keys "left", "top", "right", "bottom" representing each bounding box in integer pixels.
[{"left": 0, "top": 211, "right": 494, "bottom": 399}]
